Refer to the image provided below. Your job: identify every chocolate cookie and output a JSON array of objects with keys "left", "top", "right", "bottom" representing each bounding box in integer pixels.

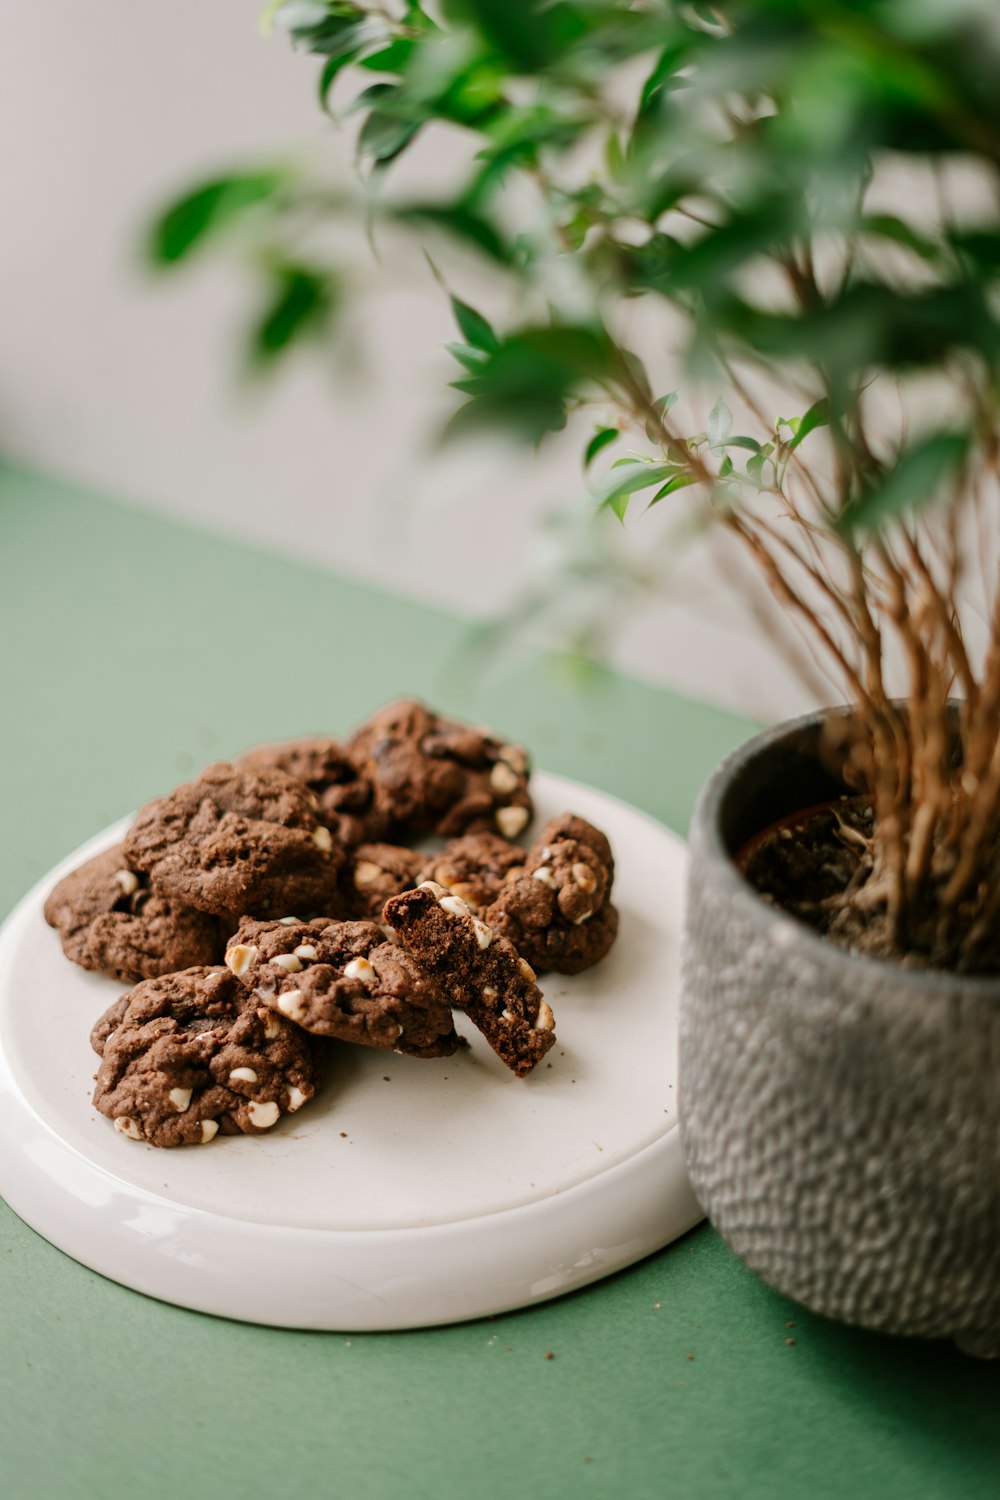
[
  {"left": 237, "top": 737, "right": 380, "bottom": 847},
  {"left": 419, "top": 832, "right": 525, "bottom": 909},
  {"left": 346, "top": 699, "right": 532, "bottom": 840},
  {"left": 342, "top": 843, "right": 426, "bottom": 922},
  {"left": 383, "top": 883, "right": 555, "bottom": 1077},
  {"left": 124, "top": 762, "right": 344, "bottom": 921},
  {"left": 482, "top": 817, "right": 618, "bottom": 974},
  {"left": 92, "top": 966, "right": 322, "bottom": 1147},
  {"left": 44, "top": 845, "right": 226, "bottom": 984},
  {"left": 225, "top": 917, "right": 457, "bottom": 1058}
]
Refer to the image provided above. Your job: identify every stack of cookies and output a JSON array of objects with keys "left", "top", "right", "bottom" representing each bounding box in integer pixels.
[{"left": 44, "top": 700, "right": 618, "bottom": 1148}]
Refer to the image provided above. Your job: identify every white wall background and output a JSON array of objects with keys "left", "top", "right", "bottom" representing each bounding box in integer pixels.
[{"left": 0, "top": 1, "right": 857, "bottom": 722}]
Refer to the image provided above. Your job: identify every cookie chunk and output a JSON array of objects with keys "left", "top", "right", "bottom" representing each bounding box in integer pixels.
[
  {"left": 419, "top": 832, "right": 525, "bottom": 909},
  {"left": 537, "top": 813, "right": 615, "bottom": 884},
  {"left": 342, "top": 843, "right": 426, "bottom": 921},
  {"left": 44, "top": 845, "right": 226, "bottom": 984},
  {"left": 92, "top": 966, "right": 322, "bottom": 1147},
  {"left": 383, "top": 883, "right": 555, "bottom": 1077},
  {"left": 124, "top": 762, "right": 344, "bottom": 921},
  {"left": 346, "top": 699, "right": 532, "bottom": 840},
  {"left": 482, "top": 817, "right": 618, "bottom": 974},
  {"left": 225, "top": 917, "right": 457, "bottom": 1058},
  {"left": 238, "top": 737, "right": 379, "bottom": 847}
]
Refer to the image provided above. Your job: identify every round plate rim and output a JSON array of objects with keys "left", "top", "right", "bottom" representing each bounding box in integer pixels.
[{"left": 0, "top": 770, "right": 703, "bottom": 1329}]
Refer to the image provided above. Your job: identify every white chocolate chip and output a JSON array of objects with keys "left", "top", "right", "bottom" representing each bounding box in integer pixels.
[
  {"left": 344, "top": 957, "right": 376, "bottom": 984},
  {"left": 353, "top": 861, "right": 383, "bottom": 888},
  {"left": 518, "top": 957, "right": 537, "bottom": 982},
  {"left": 538, "top": 845, "right": 554, "bottom": 863},
  {"left": 496, "top": 805, "right": 529, "bottom": 838},
  {"left": 499, "top": 744, "right": 528, "bottom": 774},
  {"left": 247, "top": 1100, "right": 280, "bottom": 1130},
  {"left": 168, "top": 1087, "right": 192, "bottom": 1113},
  {"left": 572, "top": 863, "right": 597, "bottom": 892},
  {"left": 229, "top": 1067, "right": 258, "bottom": 1085},
  {"left": 115, "top": 869, "right": 140, "bottom": 896},
  {"left": 258, "top": 1008, "right": 282, "bottom": 1039},
  {"left": 114, "top": 1117, "right": 143, "bottom": 1140},
  {"left": 278, "top": 916, "right": 300, "bottom": 926},
  {"left": 535, "top": 1000, "right": 556, "bottom": 1032},
  {"left": 483, "top": 984, "right": 498, "bottom": 999},
  {"left": 200, "top": 1119, "right": 219, "bottom": 1143},
  {"left": 419, "top": 880, "right": 449, "bottom": 898},
  {"left": 271, "top": 953, "right": 303, "bottom": 974},
  {"left": 472, "top": 918, "right": 493, "bottom": 949},
  {"left": 501, "top": 1008, "right": 514, "bottom": 1022},
  {"left": 490, "top": 761, "right": 520, "bottom": 796},
  {"left": 293, "top": 944, "right": 318, "bottom": 961},
  {"left": 277, "top": 990, "right": 306, "bottom": 1022},
  {"left": 574, "top": 909, "right": 594, "bottom": 925},
  {"left": 286, "top": 1085, "right": 307, "bottom": 1113},
  {"left": 532, "top": 866, "right": 557, "bottom": 888},
  {"left": 449, "top": 882, "right": 480, "bottom": 905},
  {"left": 440, "top": 894, "right": 470, "bottom": 917},
  {"left": 225, "top": 943, "right": 259, "bottom": 977},
  {"left": 312, "top": 825, "right": 333, "bottom": 853}
]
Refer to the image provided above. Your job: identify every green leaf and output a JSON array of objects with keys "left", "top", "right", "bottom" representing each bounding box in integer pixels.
[
  {"left": 840, "top": 431, "right": 970, "bottom": 534},
  {"left": 746, "top": 452, "right": 768, "bottom": 486},
  {"left": 637, "top": 44, "right": 688, "bottom": 115},
  {"left": 444, "top": 341, "right": 490, "bottom": 372},
  {"left": 787, "top": 399, "right": 830, "bottom": 451},
  {"left": 358, "top": 91, "right": 423, "bottom": 163},
  {"left": 584, "top": 426, "right": 618, "bottom": 467},
  {"left": 707, "top": 397, "right": 732, "bottom": 445},
  {"left": 357, "top": 38, "right": 417, "bottom": 74},
  {"left": 149, "top": 171, "right": 287, "bottom": 265},
  {"left": 594, "top": 460, "right": 678, "bottom": 523},
  {"left": 317, "top": 21, "right": 387, "bottom": 111},
  {"left": 719, "top": 436, "right": 761, "bottom": 453},
  {"left": 646, "top": 471, "right": 697, "bottom": 509},
  {"left": 249, "top": 264, "right": 335, "bottom": 364},
  {"left": 318, "top": 49, "right": 357, "bottom": 110},
  {"left": 450, "top": 296, "right": 499, "bottom": 352}
]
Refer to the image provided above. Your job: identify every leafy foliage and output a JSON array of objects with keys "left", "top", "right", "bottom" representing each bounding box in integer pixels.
[
  {"left": 151, "top": 0, "right": 1000, "bottom": 517},
  {"left": 150, "top": 0, "right": 1000, "bottom": 967}
]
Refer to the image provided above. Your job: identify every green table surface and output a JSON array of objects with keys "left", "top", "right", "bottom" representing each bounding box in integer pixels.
[{"left": 1, "top": 462, "right": 997, "bottom": 1500}]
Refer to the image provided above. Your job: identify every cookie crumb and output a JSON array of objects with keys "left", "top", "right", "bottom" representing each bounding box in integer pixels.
[
  {"left": 544, "top": 1351, "right": 555, "bottom": 1360},
  {"left": 653, "top": 1302, "right": 662, "bottom": 1310},
  {"left": 786, "top": 1338, "right": 796, "bottom": 1346}
]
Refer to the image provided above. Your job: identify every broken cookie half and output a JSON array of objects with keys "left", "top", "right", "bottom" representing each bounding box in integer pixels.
[{"left": 382, "top": 883, "right": 556, "bottom": 1078}]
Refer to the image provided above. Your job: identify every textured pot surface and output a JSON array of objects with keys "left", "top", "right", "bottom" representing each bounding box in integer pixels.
[{"left": 680, "top": 711, "right": 1000, "bottom": 1350}]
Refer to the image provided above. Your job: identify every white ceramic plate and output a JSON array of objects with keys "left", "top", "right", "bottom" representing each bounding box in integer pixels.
[{"left": 0, "top": 771, "right": 700, "bottom": 1329}]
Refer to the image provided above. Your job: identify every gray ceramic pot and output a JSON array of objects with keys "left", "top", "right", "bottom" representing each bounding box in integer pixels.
[{"left": 679, "top": 709, "right": 1000, "bottom": 1355}]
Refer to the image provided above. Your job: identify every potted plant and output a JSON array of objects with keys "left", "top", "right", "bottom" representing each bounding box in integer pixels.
[{"left": 152, "top": 0, "right": 1000, "bottom": 1349}]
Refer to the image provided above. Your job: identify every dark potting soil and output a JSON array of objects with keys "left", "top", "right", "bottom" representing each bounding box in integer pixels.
[{"left": 738, "top": 797, "right": 1000, "bottom": 974}]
